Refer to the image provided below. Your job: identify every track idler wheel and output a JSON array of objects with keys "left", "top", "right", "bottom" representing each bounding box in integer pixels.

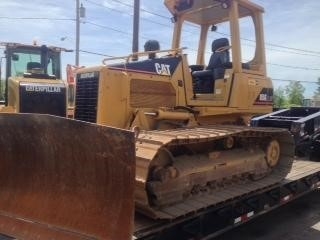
[
  {"left": 223, "top": 136, "right": 235, "bottom": 149},
  {"left": 265, "top": 139, "right": 280, "bottom": 168}
]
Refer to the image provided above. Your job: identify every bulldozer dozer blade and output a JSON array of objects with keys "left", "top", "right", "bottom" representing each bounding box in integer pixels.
[{"left": 0, "top": 113, "right": 135, "bottom": 240}]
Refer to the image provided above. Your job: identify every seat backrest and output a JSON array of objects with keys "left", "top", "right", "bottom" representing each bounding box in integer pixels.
[
  {"left": 206, "top": 38, "right": 230, "bottom": 71},
  {"left": 27, "top": 62, "right": 41, "bottom": 71},
  {"left": 144, "top": 40, "right": 160, "bottom": 59}
]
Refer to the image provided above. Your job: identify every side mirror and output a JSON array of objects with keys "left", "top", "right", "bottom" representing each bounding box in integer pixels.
[
  {"left": 211, "top": 25, "right": 218, "bottom": 32},
  {"left": 12, "top": 54, "right": 19, "bottom": 61}
]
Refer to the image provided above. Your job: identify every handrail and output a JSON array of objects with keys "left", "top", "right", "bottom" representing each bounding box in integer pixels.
[{"left": 102, "top": 47, "right": 186, "bottom": 65}]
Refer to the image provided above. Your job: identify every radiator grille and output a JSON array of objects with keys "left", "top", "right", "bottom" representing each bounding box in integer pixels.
[
  {"left": 19, "top": 83, "right": 66, "bottom": 117},
  {"left": 74, "top": 72, "right": 99, "bottom": 123}
]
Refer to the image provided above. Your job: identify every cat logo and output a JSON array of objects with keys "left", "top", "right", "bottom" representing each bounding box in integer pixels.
[{"left": 155, "top": 63, "right": 171, "bottom": 76}]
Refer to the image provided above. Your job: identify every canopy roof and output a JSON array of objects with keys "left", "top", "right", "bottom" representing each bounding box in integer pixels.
[{"left": 164, "top": 0, "right": 264, "bottom": 25}]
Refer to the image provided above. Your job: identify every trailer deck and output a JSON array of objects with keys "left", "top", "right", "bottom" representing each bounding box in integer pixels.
[
  {"left": 134, "top": 158, "right": 320, "bottom": 239},
  {"left": 0, "top": 158, "right": 319, "bottom": 240}
]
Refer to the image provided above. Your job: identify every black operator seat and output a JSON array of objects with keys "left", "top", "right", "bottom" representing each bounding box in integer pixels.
[
  {"left": 27, "top": 62, "right": 41, "bottom": 71},
  {"left": 144, "top": 40, "right": 160, "bottom": 59},
  {"left": 192, "top": 38, "right": 230, "bottom": 79},
  {"left": 192, "top": 38, "right": 230, "bottom": 94}
]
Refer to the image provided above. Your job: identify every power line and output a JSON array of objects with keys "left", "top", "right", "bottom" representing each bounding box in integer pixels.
[
  {"left": 267, "top": 62, "right": 320, "bottom": 71},
  {"left": 88, "top": 1, "right": 318, "bottom": 61},
  {"left": 87, "top": 1, "right": 314, "bottom": 63},
  {"left": 265, "top": 42, "right": 320, "bottom": 55},
  {"left": 2, "top": 1, "right": 320, "bottom": 57},
  {"left": 85, "top": 0, "right": 171, "bottom": 28},
  {"left": 77, "top": 47, "right": 320, "bottom": 76},
  {"left": 85, "top": 21, "right": 131, "bottom": 36},
  {"left": 214, "top": 31, "right": 320, "bottom": 58},
  {"left": 263, "top": 46, "right": 320, "bottom": 58},
  {"left": 82, "top": 20, "right": 320, "bottom": 71},
  {"left": 86, "top": 0, "right": 168, "bottom": 19},
  {"left": 272, "top": 78, "right": 318, "bottom": 84},
  {"left": 79, "top": 49, "right": 114, "bottom": 57},
  {"left": 84, "top": 0, "right": 320, "bottom": 58},
  {"left": 107, "top": 0, "right": 168, "bottom": 19},
  {"left": 78, "top": 49, "right": 320, "bottom": 84},
  {"left": 2, "top": 2, "right": 316, "bottom": 72},
  {"left": 84, "top": 20, "right": 171, "bottom": 48},
  {"left": 0, "top": 16, "right": 75, "bottom": 21}
]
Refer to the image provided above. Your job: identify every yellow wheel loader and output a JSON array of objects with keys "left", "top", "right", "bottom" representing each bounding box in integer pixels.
[
  {"left": 74, "top": 0, "right": 294, "bottom": 219},
  {"left": 0, "top": 42, "right": 69, "bottom": 116}
]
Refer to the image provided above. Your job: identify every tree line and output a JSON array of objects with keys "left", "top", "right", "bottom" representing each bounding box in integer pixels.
[
  {"left": 273, "top": 78, "right": 320, "bottom": 108},
  {"left": 0, "top": 80, "right": 4, "bottom": 101}
]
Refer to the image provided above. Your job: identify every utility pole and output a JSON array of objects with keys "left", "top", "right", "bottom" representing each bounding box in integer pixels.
[
  {"left": 75, "top": 1, "right": 85, "bottom": 66},
  {"left": 132, "top": 0, "right": 140, "bottom": 61},
  {"left": 76, "top": 0, "right": 80, "bottom": 66}
]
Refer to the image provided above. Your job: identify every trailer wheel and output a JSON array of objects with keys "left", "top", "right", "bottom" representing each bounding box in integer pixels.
[{"left": 265, "top": 139, "right": 280, "bottom": 167}]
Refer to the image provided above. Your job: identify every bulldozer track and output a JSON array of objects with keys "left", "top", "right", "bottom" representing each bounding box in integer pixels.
[{"left": 135, "top": 125, "right": 295, "bottom": 219}]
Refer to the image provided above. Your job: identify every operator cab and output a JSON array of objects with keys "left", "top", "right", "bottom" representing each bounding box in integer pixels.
[
  {"left": 6, "top": 44, "right": 62, "bottom": 80},
  {"left": 165, "top": 0, "right": 270, "bottom": 107}
]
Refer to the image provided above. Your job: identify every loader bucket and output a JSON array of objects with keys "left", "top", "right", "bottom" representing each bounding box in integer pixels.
[{"left": 0, "top": 113, "right": 135, "bottom": 240}]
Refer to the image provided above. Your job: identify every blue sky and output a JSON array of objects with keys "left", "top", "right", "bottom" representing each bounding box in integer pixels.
[{"left": 0, "top": 0, "right": 320, "bottom": 98}]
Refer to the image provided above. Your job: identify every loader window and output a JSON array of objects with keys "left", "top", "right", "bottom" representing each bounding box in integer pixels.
[
  {"left": 9, "top": 50, "right": 60, "bottom": 79},
  {"left": 11, "top": 53, "right": 40, "bottom": 77}
]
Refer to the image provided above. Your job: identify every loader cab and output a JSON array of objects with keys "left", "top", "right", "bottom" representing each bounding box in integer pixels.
[
  {"left": 165, "top": 0, "right": 273, "bottom": 114},
  {"left": 0, "top": 42, "right": 69, "bottom": 117}
]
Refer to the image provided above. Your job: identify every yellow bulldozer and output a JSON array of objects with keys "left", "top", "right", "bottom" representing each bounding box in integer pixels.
[
  {"left": 74, "top": 0, "right": 294, "bottom": 219},
  {"left": 0, "top": 0, "right": 295, "bottom": 239}
]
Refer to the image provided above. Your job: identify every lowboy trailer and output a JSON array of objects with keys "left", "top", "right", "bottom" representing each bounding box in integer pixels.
[
  {"left": 134, "top": 158, "right": 320, "bottom": 240},
  {"left": 0, "top": 158, "right": 318, "bottom": 240}
]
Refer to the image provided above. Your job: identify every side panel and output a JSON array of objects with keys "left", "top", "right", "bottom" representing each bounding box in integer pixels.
[
  {"left": 187, "top": 72, "right": 272, "bottom": 118},
  {"left": 130, "top": 78, "right": 176, "bottom": 108}
]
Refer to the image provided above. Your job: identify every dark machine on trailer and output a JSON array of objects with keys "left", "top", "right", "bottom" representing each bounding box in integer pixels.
[{"left": 252, "top": 107, "right": 320, "bottom": 160}]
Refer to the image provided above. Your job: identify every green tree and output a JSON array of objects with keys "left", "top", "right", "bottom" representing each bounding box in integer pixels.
[
  {"left": 273, "top": 86, "right": 287, "bottom": 108},
  {"left": 314, "top": 77, "right": 320, "bottom": 98},
  {"left": 0, "top": 79, "right": 4, "bottom": 101},
  {"left": 285, "top": 81, "right": 305, "bottom": 106}
]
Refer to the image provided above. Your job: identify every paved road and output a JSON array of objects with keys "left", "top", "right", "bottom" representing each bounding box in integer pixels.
[{"left": 215, "top": 190, "right": 320, "bottom": 240}]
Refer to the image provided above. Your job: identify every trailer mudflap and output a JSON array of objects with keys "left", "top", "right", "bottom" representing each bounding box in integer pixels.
[{"left": 0, "top": 113, "right": 135, "bottom": 240}]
